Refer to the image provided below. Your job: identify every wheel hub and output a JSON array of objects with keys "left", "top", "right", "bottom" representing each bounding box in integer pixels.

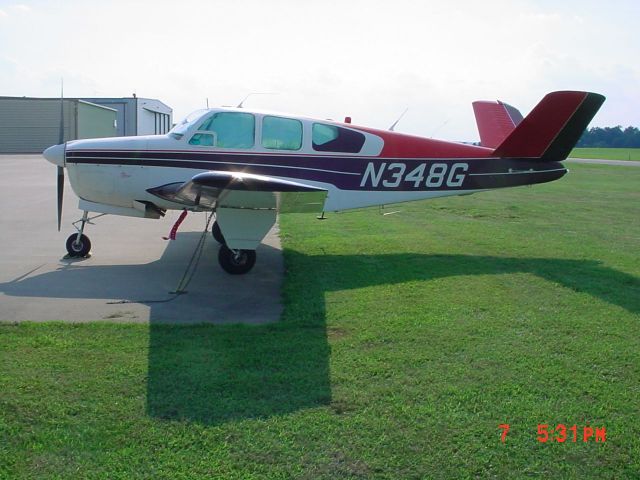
[
  {"left": 231, "top": 251, "right": 247, "bottom": 265},
  {"left": 218, "top": 245, "right": 256, "bottom": 275}
]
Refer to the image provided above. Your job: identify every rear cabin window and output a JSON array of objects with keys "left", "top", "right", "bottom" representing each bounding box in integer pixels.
[
  {"left": 189, "top": 112, "right": 255, "bottom": 149},
  {"left": 312, "top": 123, "right": 366, "bottom": 153},
  {"left": 262, "top": 116, "right": 302, "bottom": 150}
]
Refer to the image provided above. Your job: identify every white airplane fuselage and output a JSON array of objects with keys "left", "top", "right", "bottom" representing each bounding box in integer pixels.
[
  {"left": 48, "top": 107, "right": 553, "bottom": 217},
  {"left": 42, "top": 92, "right": 604, "bottom": 273}
]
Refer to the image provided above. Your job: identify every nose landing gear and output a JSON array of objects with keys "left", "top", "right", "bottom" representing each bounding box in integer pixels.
[
  {"left": 65, "top": 210, "right": 91, "bottom": 257},
  {"left": 65, "top": 233, "right": 91, "bottom": 257},
  {"left": 64, "top": 210, "right": 105, "bottom": 258}
]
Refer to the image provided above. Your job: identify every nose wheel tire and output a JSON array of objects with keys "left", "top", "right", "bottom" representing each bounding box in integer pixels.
[
  {"left": 65, "top": 233, "right": 91, "bottom": 257},
  {"left": 211, "top": 221, "right": 225, "bottom": 244},
  {"left": 218, "top": 245, "right": 256, "bottom": 275}
]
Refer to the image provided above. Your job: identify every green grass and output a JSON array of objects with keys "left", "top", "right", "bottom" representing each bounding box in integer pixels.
[
  {"left": 570, "top": 147, "right": 640, "bottom": 161},
  {"left": 1, "top": 163, "right": 639, "bottom": 478}
]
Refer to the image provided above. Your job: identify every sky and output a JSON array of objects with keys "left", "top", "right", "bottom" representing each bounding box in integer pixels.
[{"left": 0, "top": 0, "right": 638, "bottom": 141}]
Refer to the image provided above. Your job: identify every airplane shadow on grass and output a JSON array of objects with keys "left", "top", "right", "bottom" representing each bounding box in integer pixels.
[
  {"left": 147, "top": 248, "right": 639, "bottom": 425},
  {"left": 1, "top": 234, "right": 638, "bottom": 425}
]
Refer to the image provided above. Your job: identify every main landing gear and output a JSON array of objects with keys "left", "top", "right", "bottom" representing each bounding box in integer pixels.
[
  {"left": 212, "top": 220, "right": 257, "bottom": 275},
  {"left": 218, "top": 245, "right": 256, "bottom": 275}
]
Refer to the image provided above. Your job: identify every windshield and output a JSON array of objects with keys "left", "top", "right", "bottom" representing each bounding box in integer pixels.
[{"left": 169, "top": 109, "right": 209, "bottom": 137}]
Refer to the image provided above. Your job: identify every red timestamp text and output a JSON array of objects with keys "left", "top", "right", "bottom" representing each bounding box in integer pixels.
[
  {"left": 498, "top": 424, "right": 607, "bottom": 443},
  {"left": 537, "top": 424, "right": 606, "bottom": 443}
]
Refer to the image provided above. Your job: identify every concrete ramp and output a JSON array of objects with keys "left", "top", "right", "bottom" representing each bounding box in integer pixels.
[{"left": 0, "top": 155, "right": 283, "bottom": 324}]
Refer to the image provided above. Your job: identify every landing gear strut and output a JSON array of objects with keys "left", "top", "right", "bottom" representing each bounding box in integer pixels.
[
  {"left": 218, "top": 245, "right": 256, "bottom": 275},
  {"left": 65, "top": 210, "right": 102, "bottom": 258}
]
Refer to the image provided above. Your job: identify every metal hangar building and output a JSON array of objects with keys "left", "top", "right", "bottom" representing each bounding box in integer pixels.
[{"left": 0, "top": 96, "right": 173, "bottom": 153}]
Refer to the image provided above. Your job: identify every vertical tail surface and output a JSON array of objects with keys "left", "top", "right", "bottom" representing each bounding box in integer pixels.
[
  {"left": 492, "top": 91, "right": 605, "bottom": 160},
  {"left": 472, "top": 100, "right": 523, "bottom": 149}
]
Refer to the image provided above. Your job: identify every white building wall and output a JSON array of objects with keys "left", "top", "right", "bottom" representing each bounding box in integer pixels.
[{"left": 136, "top": 98, "right": 173, "bottom": 135}]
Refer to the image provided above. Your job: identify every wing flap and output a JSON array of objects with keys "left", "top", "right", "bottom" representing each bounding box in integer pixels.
[
  {"left": 147, "top": 170, "right": 328, "bottom": 213},
  {"left": 192, "top": 171, "right": 326, "bottom": 193}
]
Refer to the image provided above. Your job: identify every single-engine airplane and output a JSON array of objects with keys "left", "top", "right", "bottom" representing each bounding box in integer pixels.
[{"left": 43, "top": 90, "right": 604, "bottom": 274}]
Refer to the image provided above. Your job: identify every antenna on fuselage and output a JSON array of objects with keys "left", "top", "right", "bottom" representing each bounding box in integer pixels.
[
  {"left": 430, "top": 118, "right": 450, "bottom": 138},
  {"left": 236, "top": 92, "right": 278, "bottom": 108},
  {"left": 206, "top": 98, "right": 209, "bottom": 108},
  {"left": 389, "top": 108, "right": 409, "bottom": 131}
]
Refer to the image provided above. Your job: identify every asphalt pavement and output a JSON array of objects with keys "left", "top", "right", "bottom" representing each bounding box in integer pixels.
[
  {"left": 0, "top": 155, "right": 284, "bottom": 324},
  {"left": 566, "top": 158, "right": 640, "bottom": 167}
]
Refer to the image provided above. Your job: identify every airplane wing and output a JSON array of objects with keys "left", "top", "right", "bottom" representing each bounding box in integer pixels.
[{"left": 147, "top": 170, "right": 328, "bottom": 213}]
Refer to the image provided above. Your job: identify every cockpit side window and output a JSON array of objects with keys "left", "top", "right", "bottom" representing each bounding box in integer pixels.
[
  {"left": 262, "top": 116, "right": 303, "bottom": 150},
  {"left": 169, "top": 109, "right": 208, "bottom": 138},
  {"left": 189, "top": 133, "right": 214, "bottom": 146},
  {"left": 312, "top": 123, "right": 366, "bottom": 153},
  {"left": 189, "top": 112, "right": 255, "bottom": 149}
]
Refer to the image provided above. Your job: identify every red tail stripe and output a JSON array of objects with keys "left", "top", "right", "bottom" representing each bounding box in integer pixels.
[{"left": 492, "top": 91, "right": 588, "bottom": 158}]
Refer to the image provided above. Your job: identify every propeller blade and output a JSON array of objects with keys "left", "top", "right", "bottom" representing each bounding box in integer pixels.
[
  {"left": 57, "top": 79, "right": 64, "bottom": 231},
  {"left": 57, "top": 166, "right": 64, "bottom": 231},
  {"left": 58, "top": 79, "right": 64, "bottom": 144}
]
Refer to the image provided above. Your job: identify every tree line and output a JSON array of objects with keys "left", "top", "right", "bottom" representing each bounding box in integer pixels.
[{"left": 577, "top": 126, "right": 640, "bottom": 148}]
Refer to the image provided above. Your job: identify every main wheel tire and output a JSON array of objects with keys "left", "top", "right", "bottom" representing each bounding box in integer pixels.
[
  {"left": 218, "top": 245, "right": 256, "bottom": 275},
  {"left": 65, "top": 233, "right": 91, "bottom": 257},
  {"left": 211, "top": 221, "right": 225, "bottom": 244}
]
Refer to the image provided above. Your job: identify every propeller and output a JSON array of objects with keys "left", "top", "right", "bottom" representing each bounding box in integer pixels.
[{"left": 57, "top": 81, "right": 64, "bottom": 231}]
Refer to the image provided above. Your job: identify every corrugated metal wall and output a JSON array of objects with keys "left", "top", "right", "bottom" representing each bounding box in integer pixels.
[
  {"left": 0, "top": 98, "right": 119, "bottom": 153},
  {"left": 82, "top": 98, "right": 135, "bottom": 136},
  {"left": 0, "top": 98, "right": 76, "bottom": 153},
  {"left": 0, "top": 96, "right": 171, "bottom": 153},
  {"left": 77, "top": 101, "right": 117, "bottom": 139}
]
